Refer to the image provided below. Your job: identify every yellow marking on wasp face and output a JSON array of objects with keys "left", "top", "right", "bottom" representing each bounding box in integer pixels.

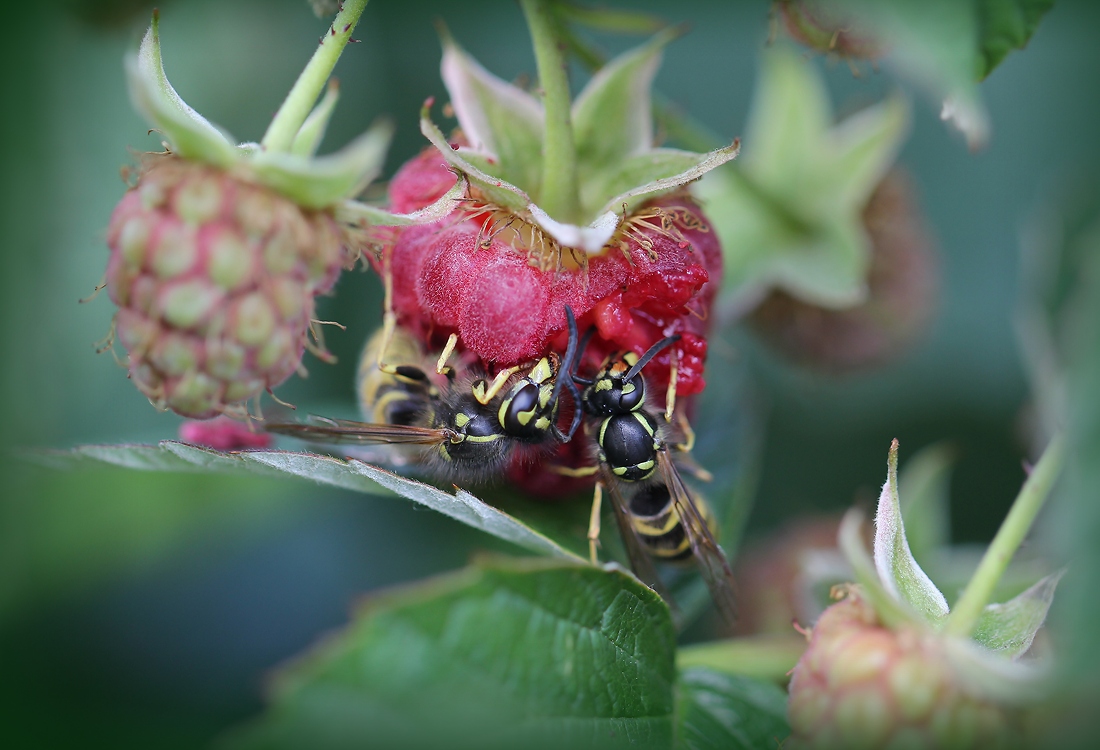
[
  {"left": 623, "top": 352, "right": 639, "bottom": 366},
  {"left": 538, "top": 384, "right": 553, "bottom": 409},
  {"left": 621, "top": 382, "right": 636, "bottom": 395},
  {"left": 534, "top": 416, "right": 550, "bottom": 430},
  {"left": 454, "top": 413, "right": 471, "bottom": 428},
  {"left": 594, "top": 379, "right": 613, "bottom": 392},
  {"left": 529, "top": 358, "right": 553, "bottom": 384},
  {"left": 517, "top": 409, "right": 535, "bottom": 426}
]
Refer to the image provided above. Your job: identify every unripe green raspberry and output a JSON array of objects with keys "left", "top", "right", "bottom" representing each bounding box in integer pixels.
[
  {"left": 788, "top": 588, "right": 1018, "bottom": 750},
  {"left": 105, "top": 154, "right": 352, "bottom": 418}
]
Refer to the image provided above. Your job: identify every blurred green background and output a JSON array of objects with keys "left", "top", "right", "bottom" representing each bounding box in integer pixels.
[{"left": 1, "top": 0, "right": 1098, "bottom": 746}]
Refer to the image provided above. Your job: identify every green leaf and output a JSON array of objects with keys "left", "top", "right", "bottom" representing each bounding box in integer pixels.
[
  {"left": 675, "top": 668, "right": 790, "bottom": 750},
  {"left": 440, "top": 31, "right": 544, "bottom": 195},
  {"left": 977, "top": 0, "right": 1055, "bottom": 80},
  {"left": 290, "top": 79, "right": 340, "bottom": 157},
  {"left": 40, "top": 442, "right": 584, "bottom": 562},
  {"left": 897, "top": 441, "right": 956, "bottom": 567},
  {"left": 226, "top": 559, "right": 676, "bottom": 750},
  {"left": 973, "top": 570, "right": 1064, "bottom": 658},
  {"left": 827, "top": 0, "right": 989, "bottom": 147},
  {"left": 873, "top": 440, "right": 951, "bottom": 625},
  {"left": 702, "top": 47, "right": 908, "bottom": 309},
  {"left": 572, "top": 32, "right": 672, "bottom": 181},
  {"left": 249, "top": 119, "right": 393, "bottom": 208},
  {"left": 125, "top": 13, "right": 238, "bottom": 167}
]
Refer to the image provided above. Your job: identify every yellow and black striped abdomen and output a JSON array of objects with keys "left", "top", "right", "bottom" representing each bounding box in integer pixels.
[
  {"left": 628, "top": 483, "right": 718, "bottom": 562},
  {"left": 356, "top": 327, "right": 436, "bottom": 426}
]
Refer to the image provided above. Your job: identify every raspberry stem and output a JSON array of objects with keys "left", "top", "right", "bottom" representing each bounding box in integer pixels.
[
  {"left": 521, "top": 0, "right": 581, "bottom": 224},
  {"left": 944, "top": 433, "right": 1065, "bottom": 638},
  {"left": 261, "top": 0, "right": 370, "bottom": 153}
]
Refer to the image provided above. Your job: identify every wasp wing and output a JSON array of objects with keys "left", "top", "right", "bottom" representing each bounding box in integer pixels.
[
  {"left": 598, "top": 466, "right": 676, "bottom": 608},
  {"left": 265, "top": 416, "right": 452, "bottom": 446},
  {"left": 657, "top": 449, "right": 738, "bottom": 626}
]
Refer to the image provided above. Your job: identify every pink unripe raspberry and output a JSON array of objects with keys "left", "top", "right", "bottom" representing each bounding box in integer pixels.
[{"left": 106, "top": 154, "right": 354, "bottom": 418}]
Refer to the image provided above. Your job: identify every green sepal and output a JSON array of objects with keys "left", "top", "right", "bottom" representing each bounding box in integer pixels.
[
  {"left": 248, "top": 118, "right": 393, "bottom": 209},
  {"left": 336, "top": 175, "right": 469, "bottom": 228},
  {"left": 290, "top": 79, "right": 340, "bottom": 157},
  {"left": 838, "top": 508, "right": 925, "bottom": 630},
  {"left": 701, "top": 46, "right": 908, "bottom": 309},
  {"left": 125, "top": 11, "right": 238, "bottom": 167},
  {"left": 572, "top": 29, "right": 678, "bottom": 203},
  {"left": 420, "top": 101, "right": 532, "bottom": 213},
  {"left": 873, "top": 441, "right": 951, "bottom": 626},
  {"left": 972, "top": 570, "right": 1064, "bottom": 659},
  {"left": 439, "top": 28, "right": 544, "bottom": 197},
  {"left": 597, "top": 142, "right": 740, "bottom": 219},
  {"left": 942, "top": 635, "right": 1051, "bottom": 705},
  {"left": 429, "top": 32, "right": 737, "bottom": 252}
]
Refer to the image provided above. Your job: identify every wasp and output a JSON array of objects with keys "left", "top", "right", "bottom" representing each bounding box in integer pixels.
[
  {"left": 569, "top": 334, "right": 738, "bottom": 625},
  {"left": 265, "top": 308, "right": 585, "bottom": 484}
]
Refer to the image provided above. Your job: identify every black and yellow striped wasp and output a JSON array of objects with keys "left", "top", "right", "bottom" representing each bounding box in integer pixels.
[
  {"left": 569, "top": 333, "right": 738, "bottom": 625},
  {"left": 265, "top": 309, "right": 585, "bottom": 484}
]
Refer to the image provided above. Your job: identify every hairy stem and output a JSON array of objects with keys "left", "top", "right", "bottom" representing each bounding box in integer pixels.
[
  {"left": 944, "top": 433, "right": 1065, "bottom": 637},
  {"left": 521, "top": 0, "right": 580, "bottom": 223},
  {"left": 262, "top": 0, "right": 370, "bottom": 153}
]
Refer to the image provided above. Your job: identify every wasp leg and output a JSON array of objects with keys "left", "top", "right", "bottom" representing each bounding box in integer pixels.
[
  {"left": 472, "top": 366, "right": 522, "bottom": 405},
  {"left": 664, "top": 345, "right": 679, "bottom": 423},
  {"left": 673, "top": 411, "right": 695, "bottom": 453},
  {"left": 588, "top": 483, "right": 603, "bottom": 565},
  {"left": 375, "top": 247, "right": 402, "bottom": 376},
  {"left": 435, "top": 333, "right": 458, "bottom": 376}
]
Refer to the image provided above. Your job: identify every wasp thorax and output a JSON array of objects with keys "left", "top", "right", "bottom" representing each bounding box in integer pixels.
[{"left": 598, "top": 411, "right": 660, "bottom": 481}]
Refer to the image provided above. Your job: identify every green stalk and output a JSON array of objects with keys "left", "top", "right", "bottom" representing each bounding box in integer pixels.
[
  {"left": 261, "top": 0, "right": 370, "bottom": 153},
  {"left": 677, "top": 636, "right": 807, "bottom": 683},
  {"left": 521, "top": 0, "right": 580, "bottom": 224},
  {"left": 944, "top": 433, "right": 1066, "bottom": 637}
]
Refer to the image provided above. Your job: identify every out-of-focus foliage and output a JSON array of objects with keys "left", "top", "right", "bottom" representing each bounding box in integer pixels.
[
  {"left": 1, "top": 0, "right": 1097, "bottom": 747},
  {"left": 807, "top": 0, "right": 1055, "bottom": 146},
  {"left": 1030, "top": 182, "right": 1100, "bottom": 737}
]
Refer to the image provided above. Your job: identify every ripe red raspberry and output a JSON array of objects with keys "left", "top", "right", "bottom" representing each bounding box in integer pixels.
[
  {"left": 381, "top": 148, "right": 722, "bottom": 400},
  {"left": 178, "top": 416, "right": 273, "bottom": 450},
  {"left": 106, "top": 154, "right": 353, "bottom": 418}
]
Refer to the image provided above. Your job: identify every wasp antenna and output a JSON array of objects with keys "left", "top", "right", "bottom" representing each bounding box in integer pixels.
[{"left": 624, "top": 334, "right": 681, "bottom": 383}]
